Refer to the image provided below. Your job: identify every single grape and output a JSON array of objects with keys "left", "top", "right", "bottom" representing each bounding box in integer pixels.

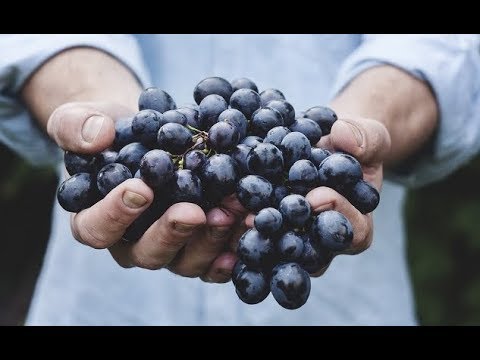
[
  {"left": 230, "top": 77, "right": 258, "bottom": 93},
  {"left": 317, "top": 152, "right": 362, "bottom": 188},
  {"left": 289, "top": 118, "right": 322, "bottom": 145},
  {"left": 230, "top": 144, "right": 252, "bottom": 177},
  {"left": 218, "top": 108, "right": 248, "bottom": 140},
  {"left": 250, "top": 107, "right": 283, "bottom": 138},
  {"left": 200, "top": 154, "right": 238, "bottom": 197},
  {"left": 193, "top": 76, "right": 233, "bottom": 104},
  {"left": 138, "top": 87, "right": 176, "bottom": 113},
  {"left": 234, "top": 268, "right": 270, "bottom": 305},
  {"left": 162, "top": 110, "right": 188, "bottom": 126},
  {"left": 246, "top": 143, "right": 284, "bottom": 181},
  {"left": 229, "top": 88, "right": 261, "bottom": 119},
  {"left": 272, "top": 185, "right": 290, "bottom": 207},
  {"left": 176, "top": 107, "right": 200, "bottom": 128},
  {"left": 279, "top": 194, "right": 311, "bottom": 228},
  {"left": 271, "top": 263, "right": 311, "bottom": 310},
  {"left": 309, "top": 148, "right": 331, "bottom": 167},
  {"left": 57, "top": 173, "right": 98, "bottom": 213},
  {"left": 131, "top": 109, "right": 164, "bottom": 147},
  {"left": 303, "top": 106, "right": 337, "bottom": 135},
  {"left": 157, "top": 123, "right": 193, "bottom": 155},
  {"left": 344, "top": 179, "right": 380, "bottom": 214},
  {"left": 117, "top": 142, "right": 149, "bottom": 174},
  {"left": 207, "top": 121, "right": 240, "bottom": 153},
  {"left": 97, "top": 163, "right": 132, "bottom": 196},
  {"left": 279, "top": 132, "right": 312, "bottom": 168},
  {"left": 277, "top": 231, "right": 305, "bottom": 262},
  {"left": 288, "top": 159, "right": 318, "bottom": 195},
  {"left": 241, "top": 136, "right": 263, "bottom": 148},
  {"left": 95, "top": 150, "right": 118, "bottom": 170},
  {"left": 232, "top": 259, "right": 248, "bottom": 286},
  {"left": 263, "top": 126, "right": 291, "bottom": 147},
  {"left": 139, "top": 149, "right": 175, "bottom": 188},
  {"left": 198, "top": 94, "right": 229, "bottom": 130},
  {"left": 300, "top": 235, "right": 333, "bottom": 274},
  {"left": 310, "top": 210, "right": 353, "bottom": 252},
  {"left": 237, "top": 228, "right": 275, "bottom": 270},
  {"left": 113, "top": 116, "right": 138, "bottom": 150},
  {"left": 64, "top": 151, "right": 96, "bottom": 175},
  {"left": 254, "top": 207, "right": 283, "bottom": 236},
  {"left": 266, "top": 100, "right": 295, "bottom": 126},
  {"left": 260, "top": 88, "right": 285, "bottom": 107},
  {"left": 236, "top": 175, "right": 274, "bottom": 212},
  {"left": 183, "top": 150, "right": 207, "bottom": 174},
  {"left": 171, "top": 169, "right": 202, "bottom": 205}
]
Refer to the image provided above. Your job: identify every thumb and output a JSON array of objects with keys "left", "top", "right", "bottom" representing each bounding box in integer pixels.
[
  {"left": 328, "top": 117, "right": 391, "bottom": 165},
  {"left": 47, "top": 101, "right": 132, "bottom": 154}
]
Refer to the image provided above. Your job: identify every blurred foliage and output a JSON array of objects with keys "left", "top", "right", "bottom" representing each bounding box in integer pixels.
[{"left": 1, "top": 142, "right": 480, "bottom": 325}]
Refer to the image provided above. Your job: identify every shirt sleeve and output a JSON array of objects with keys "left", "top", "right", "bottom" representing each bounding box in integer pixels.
[
  {"left": 0, "top": 34, "right": 150, "bottom": 166},
  {"left": 330, "top": 34, "right": 480, "bottom": 188}
]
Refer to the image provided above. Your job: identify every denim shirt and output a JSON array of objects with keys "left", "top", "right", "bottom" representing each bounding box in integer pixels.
[{"left": 1, "top": 34, "right": 479, "bottom": 325}]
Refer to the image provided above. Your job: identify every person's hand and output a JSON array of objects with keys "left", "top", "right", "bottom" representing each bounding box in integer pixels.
[
  {"left": 242, "top": 115, "right": 391, "bottom": 276},
  {"left": 48, "top": 101, "right": 248, "bottom": 283}
]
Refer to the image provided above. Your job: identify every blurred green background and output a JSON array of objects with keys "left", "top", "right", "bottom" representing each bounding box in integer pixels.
[{"left": 1, "top": 143, "right": 480, "bottom": 325}]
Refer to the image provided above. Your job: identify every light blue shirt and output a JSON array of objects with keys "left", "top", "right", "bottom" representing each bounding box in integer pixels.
[{"left": 1, "top": 34, "right": 479, "bottom": 325}]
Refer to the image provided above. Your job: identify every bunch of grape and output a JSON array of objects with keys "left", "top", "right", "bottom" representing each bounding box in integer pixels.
[{"left": 57, "top": 76, "right": 379, "bottom": 310}]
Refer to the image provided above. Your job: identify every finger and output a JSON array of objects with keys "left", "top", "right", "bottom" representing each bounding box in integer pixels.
[
  {"left": 228, "top": 220, "right": 249, "bottom": 253},
  {"left": 328, "top": 117, "right": 391, "bottom": 166},
  {"left": 306, "top": 186, "right": 373, "bottom": 255},
  {"left": 71, "top": 178, "right": 153, "bottom": 249},
  {"left": 168, "top": 194, "right": 248, "bottom": 277},
  {"left": 111, "top": 202, "right": 206, "bottom": 270},
  {"left": 200, "top": 252, "right": 238, "bottom": 283},
  {"left": 47, "top": 101, "right": 132, "bottom": 153}
]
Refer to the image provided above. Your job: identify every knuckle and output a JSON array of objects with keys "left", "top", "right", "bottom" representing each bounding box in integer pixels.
[{"left": 104, "top": 207, "right": 132, "bottom": 228}]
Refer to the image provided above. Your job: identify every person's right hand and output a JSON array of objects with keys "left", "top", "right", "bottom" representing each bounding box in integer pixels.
[{"left": 48, "top": 101, "right": 248, "bottom": 283}]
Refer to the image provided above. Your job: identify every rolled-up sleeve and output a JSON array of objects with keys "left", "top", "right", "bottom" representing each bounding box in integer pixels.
[
  {"left": 0, "top": 34, "right": 150, "bottom": 166},
  {"left": 330, "top": 34, "right": 480, "bottom": 188}
]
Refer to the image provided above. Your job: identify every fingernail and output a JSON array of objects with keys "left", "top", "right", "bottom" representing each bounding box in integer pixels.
[
  {"left": 122, "top": 191, "right": 148, "bottom": 209},
  {"left": 209, "top": 226, "right": 230, "bottom": 239},
  {"left": 174, "top": 222, "right": 198, "bottom": 233},
  {"left": 338, "top": 120, "right": 363, "bottom": 147},
  {"left": 82, "top": 115, "right": 105, "bottom": 143}
]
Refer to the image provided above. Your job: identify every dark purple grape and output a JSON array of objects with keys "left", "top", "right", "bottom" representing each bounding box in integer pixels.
[
  {"left": 234, "top": 268, "right": 270, "bottom": 305},
  {"left": 254, "top": 207, "right": 283, "bottom": 236},
  {"left": 117, "top": 142, "right": 149, "bottom": 174},
  {"left": 310, "top": 210, "right": 353, "bottom": 252},
  {"left": 273, "top": 185, "right": 290, "bottom": 207},
  {"left": 193, "top": 77, "right": 233, "bottom": 104},
  {"left": 266, "top": 100, "right": 295, "bottom": 126},
  {"left": 230, "top": 144, "right": 251, "bottom": 176},
  {"left": 95, "top": 150, "right": 118, "bottom": 170},
  {"left": 232, "top": 260, "right": 248, "bottom": 286},
  {"left": 317, "top": 153, "right": 362, "bottom": 188},
  {"left": 271, "top": 263, "right": 311, "bottom": 310},
  {"left": 64, "top": 151, "right": 96, "bottom": 175},
  {"left": 200, "top": 154, "right": 238, "bottom": 197},
  {"left": 218, "top": 108, "right": 248, "bottom": 139},
  {"left": 132, "top": 109, "right": 164, "bottom": 147},
  {"left": 113, "top": 116, "right": 138, "bottom": 150},
  {"left": 183, "top": 150, "right": 207, "bottom": 174},
  {"left": 279, "top": 194, "right": 311, "bottom": 228},
  {"left": 57, "top": 173, "right": 98, "bottom": 213},
  {"left": 344, "top": 179, "right": 380, "bottom": 214},
  {"left": 171, "top": 169, "right": 202, "bottom": 205},
  {"left": 138, "top": 87, "right": 176, "bottom": 113},
  {"left": 309, "top": 148, "right": 331, "bottom": 167},
  {"left": 279, "top": 132, "right": 312, "bottom": 168},
  {"left": 241, "top": 136, "right": 263, "bottom": 148},
  {"left": 230, "top": 77, "right": 258, "bottom": 93},
  {"left": 288, "top": 159, "right": 318, "bottom": 195},
  {"left": 300, "top": 235, "right": 333, "bottom": 274},
  {"left": 157, "top": 123, "right": 193, "bottom": 155},
  {"left": 263, "top": 126, "right": 291, "bottom": 147},
  {"left": 162, "top": 110, "right": 188, "bottom": 126},
  {"left": 176, "top": 107, "right": 200, "bottom": 128},
  {"left": 303, "top": 106, "right": 337, "bottom": 135},
  {"left": 229, "top": 88, "right": 261, "bottom": 119},
  {"left": 250, "top": 108, "right": 283, "bottom": 138},
  {"left": 139, "top": 149, "right": 175, "bottom": 188},
  {"left": 236, "top": 175, "right": 273, "bottom": 212},
  {"left": 289, "top": 118, "right": 322, "bottom": 145},
  {"left": 198, "top": 94, "right": 228, "bottom": 131},
  {"left": 237, "top": 228, "right": 275, "bottom": 270},
  {"left": 277, "top": 231, "right": 305, "bottom": 262},
  {"left": 246, "top": 143, "right": 284, "bottom": 181},
  {"left": 260, "top": 88, "right": 285, "bottom": 107},
  {"left": 97, "top": 163, "right": 132, "bottom": 196},
  {"left": 207, "top": 121, "right": 239, "bottom": 153}
]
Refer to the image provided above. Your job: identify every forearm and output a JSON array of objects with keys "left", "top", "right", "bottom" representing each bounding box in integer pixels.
[
  {"left": 21, "top": 47, "right": 142, "bottom": 129},
  {"left": 330, "top": 65, "right": 438, "bottom": 166}
]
